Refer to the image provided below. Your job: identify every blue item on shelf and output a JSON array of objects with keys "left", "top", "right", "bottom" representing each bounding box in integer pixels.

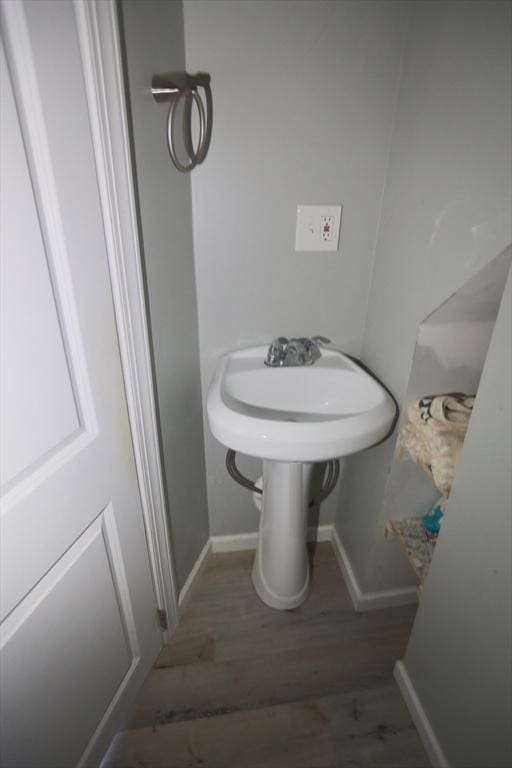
[{"left": 422, "top": 501, "right": 444, "bottom": 536}]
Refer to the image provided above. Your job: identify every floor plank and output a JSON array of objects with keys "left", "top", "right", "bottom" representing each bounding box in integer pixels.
[
  {"left": 106, "top": 543, "right": 429, "bottom": 768},
  {"left": 108, "top": 686, "right": 426, "bottom": 768}
]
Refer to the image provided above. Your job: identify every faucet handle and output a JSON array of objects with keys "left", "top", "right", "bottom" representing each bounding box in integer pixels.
[
  {"left": 302, "top": 336, "right": 330, "bottom": 365},
  {"left": 271, "top": 336, "right": 289, "bottom": 355},
  {"left": 265, "top": 336, "right": 289, "bottom": 366}
]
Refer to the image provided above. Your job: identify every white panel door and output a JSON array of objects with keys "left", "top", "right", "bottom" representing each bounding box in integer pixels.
[{"left": 0, "top": 2, "right": 162, "bottom": 766}]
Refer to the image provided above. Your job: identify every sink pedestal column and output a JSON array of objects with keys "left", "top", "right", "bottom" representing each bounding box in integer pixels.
[{"left": 252, "top": 460, "right": 313, "bottom": 610}]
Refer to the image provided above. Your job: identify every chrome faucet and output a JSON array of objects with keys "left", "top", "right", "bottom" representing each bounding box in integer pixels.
[
  {"left": 264, "top": 336, "right": 331, "bottom": 366},
  {"left": 265, "top": 336, "right": 289, "bottom": 366}
]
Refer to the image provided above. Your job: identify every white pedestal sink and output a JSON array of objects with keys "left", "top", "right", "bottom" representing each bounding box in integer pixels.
[{"left": 207, "top": 345, "right": 396, "bottom": 609}]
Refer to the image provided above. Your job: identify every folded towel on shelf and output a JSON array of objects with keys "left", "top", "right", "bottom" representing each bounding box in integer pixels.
[
  {"left": 416, "top": 393, "right": 475, "bottom": 432},
  {"left": 398, "top": 393, "right": 475, "bottom": 496}
]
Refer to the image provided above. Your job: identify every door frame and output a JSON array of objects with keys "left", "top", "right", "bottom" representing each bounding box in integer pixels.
[{"left": 74, "top": 0, "right": 179, "bottom": 639}]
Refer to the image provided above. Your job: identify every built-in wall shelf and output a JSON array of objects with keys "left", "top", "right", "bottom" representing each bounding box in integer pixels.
[
  {"left": 397, "top": 446, "right": 437, "bottom": 489},
  {"left": 383, "top": 251, "right": 511, "bottom": 599},
  {"left": 384, "top": 517, "right": 437, "bottom": 597}
]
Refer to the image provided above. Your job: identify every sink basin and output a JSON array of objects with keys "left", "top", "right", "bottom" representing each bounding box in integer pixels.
[{"left": 207, "top": 345, "right": 396, "bottom": 462}]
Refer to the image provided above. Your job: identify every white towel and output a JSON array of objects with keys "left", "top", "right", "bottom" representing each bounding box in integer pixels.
[{"left": 398, "top": 393, "right": 474, "bottom": 496}]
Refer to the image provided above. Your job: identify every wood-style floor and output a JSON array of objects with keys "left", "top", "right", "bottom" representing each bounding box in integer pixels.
[{"left": 106, "top": 543, "right": 429, "bottom": 767}]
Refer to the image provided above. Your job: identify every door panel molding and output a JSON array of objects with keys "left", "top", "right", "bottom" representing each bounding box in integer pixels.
[
  {"left": 101, "top": 504, "right": 141, "bottom": 660},
  {"left": 0, "top": 510, "right": 129, "bottom": 652},
  {"left": 77, "top": 654, "right": 141, "bottom": 768},
  {"left": 0, "top": 0, "right": 97, "bottom": 435},
  {"left": 0, "top": 510, "right": 140, "bottom": 768},
  {"left": 74, "top": 0, "right": 179, "bottom": 638},
  {"left": 0, "top": 1, "right": 98, "bottom": 507},
  {"left": 0, "top": 516, "right": 133, "bottom": 767},
  {"left": 0, "top": 52, "right": 82, "bottom": 486},
  {"left": 1, "top": 440, "right": 109, "bottom": 622}
]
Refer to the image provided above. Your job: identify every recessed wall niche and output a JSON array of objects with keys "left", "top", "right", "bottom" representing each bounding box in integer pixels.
[{"left": 381, "top": 245, "right": 512, "bottom": 592}]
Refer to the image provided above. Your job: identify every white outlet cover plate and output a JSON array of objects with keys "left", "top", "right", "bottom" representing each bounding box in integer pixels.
[{"left": 295, "top": 204, "right": 342, "bottom": 252}]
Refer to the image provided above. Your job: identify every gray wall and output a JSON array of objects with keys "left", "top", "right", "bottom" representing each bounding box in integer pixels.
[
  {"left": 184, "top": 0, "right": 410, "bottom": 535},
  {"left": 335, "top": 0, "right": 512, "bottom": 591},
  {"left": 403, "top": 270, "right": 512, "bottom": 767},
  {"left": 119, "top": 0, "right": 209, "bottom": 591}
]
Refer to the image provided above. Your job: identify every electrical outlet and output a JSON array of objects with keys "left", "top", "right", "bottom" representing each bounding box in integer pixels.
[
  {"left": 295, "top": 205, "right": 342, "bottom": 252},
  {"left": 321, "top": 215, "right": 334, "bottom": 242}
]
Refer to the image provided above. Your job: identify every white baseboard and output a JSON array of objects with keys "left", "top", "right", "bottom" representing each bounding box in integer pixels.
[
  {"left": 330, "top": 526, "right": 418, "bottom": 612},
  {"left": 394, "top": 661, "right": 449, "bottom": 768},
  {"left": 179, "top": 524, "right": 417, "bottom": 617},
  {"left": 312, "top": 524, "right": 333, "bottom": 543},
  {"left": 178, "top": 539, "right": 211, "bottom": 612},
  {"left": 210, "top": 532, "right": 258, "bottom": 553},
  {"left": 210, "top": 524, "right": 333, "bottom": 553}
]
